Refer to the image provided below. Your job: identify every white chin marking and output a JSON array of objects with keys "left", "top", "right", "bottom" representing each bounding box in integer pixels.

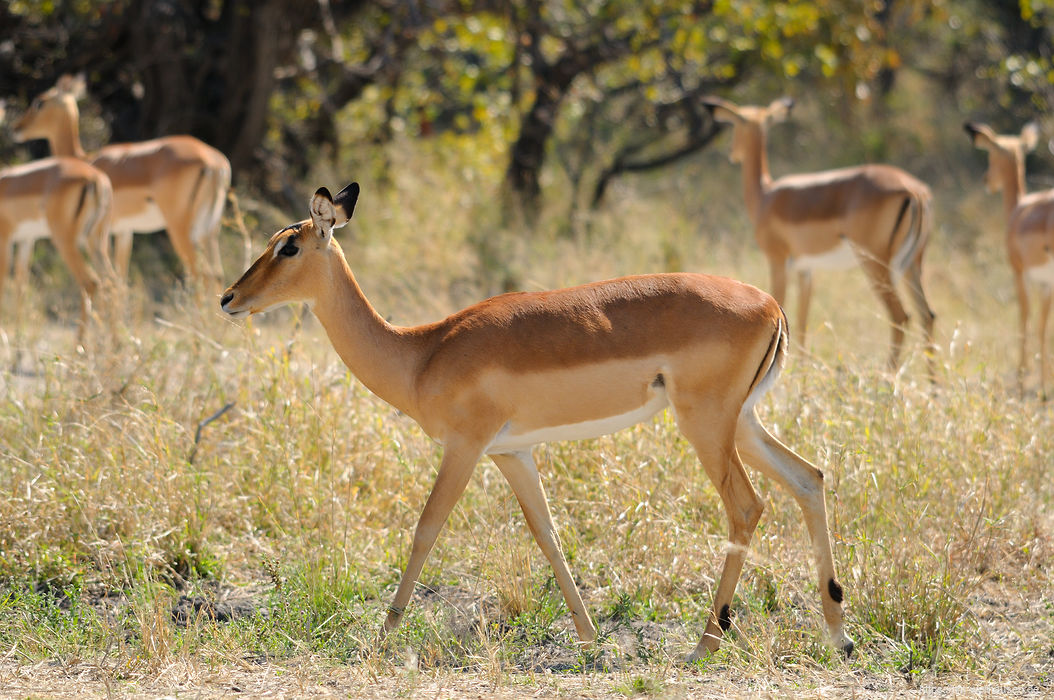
[{"left": 223, "top": 308, "right": 250, "bottom": 319}]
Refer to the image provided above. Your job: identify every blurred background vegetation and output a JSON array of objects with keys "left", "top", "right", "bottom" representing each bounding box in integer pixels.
[{"left": 0, "top": 0, "right": 1052, "bottom": 290}]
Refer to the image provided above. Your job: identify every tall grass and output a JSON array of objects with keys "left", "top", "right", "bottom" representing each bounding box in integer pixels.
[{"left": 0, "top": 136, "right": 1051, "bottom": 694}]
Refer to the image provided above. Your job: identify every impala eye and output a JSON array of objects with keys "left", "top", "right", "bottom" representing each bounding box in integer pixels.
[{"left": 279, "top": 240, "right": 299, "bottom": 257}]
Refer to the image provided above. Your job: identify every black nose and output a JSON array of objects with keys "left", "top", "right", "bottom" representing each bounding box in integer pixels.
[{"left": 220, "top": 291, "right": 234, "bottom": 308}]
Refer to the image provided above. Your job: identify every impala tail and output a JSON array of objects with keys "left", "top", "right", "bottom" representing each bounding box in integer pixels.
[
  {"left": 79, "top": 177, "right": 115, "bottom": 278},
  {"left": 890, "top": 187, "right": 931, "bottom": 277},
  {"left": 741, "top": 308, "right": 789, "bottom": 416}
]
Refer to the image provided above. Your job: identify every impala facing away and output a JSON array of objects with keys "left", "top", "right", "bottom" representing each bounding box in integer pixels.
[
  {"left": 964, "top": 121, "right": 1054, "bottom": 397},
  {"left": 0, "top": 136, "right": 112, "bottom": 341},
  {"left": 220, "top": 183, "right": 854, "bottom": 660},
  {"left": 703, "top": 97, "right": 936, "bottom": 370},
  {"left": 13, "top": 75, "right": 230, "bottom": 287}
]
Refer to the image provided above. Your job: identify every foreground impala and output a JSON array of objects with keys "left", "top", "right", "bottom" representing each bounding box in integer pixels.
[
  {"left": 964, "top": 121, "right": 1054, "bottom": 398},
  {"left": 0, "top": 152, "right": 112, "bottom": 341},
  {"left": 13, "top": 75, "right": 230, "bottom": 287},
  {"left": 703, "top": 97, "right": 936, "bottom": 370},
  {"left": 221, "top": 183, "right": 854, "bottom": 659}
]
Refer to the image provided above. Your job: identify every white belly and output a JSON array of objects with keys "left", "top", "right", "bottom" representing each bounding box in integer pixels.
[
  {"left": 10, "top": 216, "right": 50, "bottom": 245},
  {"left": 790, "top": 239, "right": 857, "bottom": 272},
  {"left": 485, "top": 388, "right": 669, "bottom": 455},
  {"left": 113, "top": 201, "right": 166, "bottom": 234},
  {"left": 1026, "top": 258, "right": 1054, "bottom": 287}
]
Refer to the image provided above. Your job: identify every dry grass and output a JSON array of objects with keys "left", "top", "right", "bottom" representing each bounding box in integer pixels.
[{"left": 0, "top": 138, "right": 1051, "bottom": 698}]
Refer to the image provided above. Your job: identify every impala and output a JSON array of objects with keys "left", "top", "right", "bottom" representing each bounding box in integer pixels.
[
  {"left": 220, "top": 183, "right": 854, "bottom": 660},
  {"left": 13, "top": 75, "right": 230, "bottom": 287},
  {"left": 703, "top": 97, "right": 936, "bottom": 370},
  {"left": 2, "top": 95, "right": 111, "bottom": 341},
  {"left": 0, "top": 147, "right": 112, "bottom": 341},
  {"left": 964, "top": 121, "right": 1054, "bottom": 397}
]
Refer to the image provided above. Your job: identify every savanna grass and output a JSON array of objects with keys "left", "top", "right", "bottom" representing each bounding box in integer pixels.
[{"left": 0, "top": 138, "right": 1051, "bottom": 695}]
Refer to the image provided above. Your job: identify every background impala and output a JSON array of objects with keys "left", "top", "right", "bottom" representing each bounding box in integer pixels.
[
  {"left": 964, "top": 121, "right": 1054, "bottom": 398},
  {"left": 703, "top": 97, "right": 936, "bottom": 372},
  {"left": 13, "top": 75, "right": 230, "bottom": 290}
]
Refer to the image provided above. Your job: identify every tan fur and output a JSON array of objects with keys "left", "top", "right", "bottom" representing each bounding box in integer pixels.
[
  {"left": 13, "top": 76, "right": 230, "bottom": 287},
  {"left": 966, "top": 121, "right": 1054, "bottom": 396},
  {"left": 0, "top": 156, "right": 112, "bottom": 341},
  {"left": 704, "top": 97, "right": 936, "bottom": 370},
  {"left": 220, "top": 185, "right": 854, "bottom": 660}
]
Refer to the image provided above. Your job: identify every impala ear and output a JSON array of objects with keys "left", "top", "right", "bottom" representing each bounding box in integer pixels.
[
  {"left": 56, "top": 73, "right": 87, "bottom": 99},
  {"left": 767, "top": 97, "right": 794, "bottom": 124},
  {"left": 310, "top": 187, "right": 338, "bottom": 239},
  {"left": 331, "top": 182, "right": 359, "bottom": 227},
  {"left": 963, "top": 122, "right": 996, "bottom": 149},
  {"left": 1021, "top": 122, "right": 1040, "bottom": 153},
  {"left": 702, "top": 96, "right": 740, "bottom": 125},
  {"left": 310, "top": 183, "right": 358, "bottom": 237}
]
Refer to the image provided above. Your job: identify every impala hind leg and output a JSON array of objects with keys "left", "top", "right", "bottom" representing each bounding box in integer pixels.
[
  {"left": 11, "top": 241, "right": 33, "bottom": 338},
  {"left": 1038, "top": 285, "right": 1051, "bottom": 400},
  {"left": 112, "top": 230, "right": 134, "bottom": 283},
  {"left": 904, "top": 260, "right": 937, "bottom": 377},
  {"left": 673, "top": 401, "right": 764, "bottom": 661},
  {"left": 49, "top": 228, "right": 101, "bottom": 345},
  {"left": 383, "top": 440, "right": 482, "bottom": 636},
  {"left": 862, "top": 259, "right": 910, "bottom": 370},
  {"left": 735, "top": 408, "right": 853, "bottom": 656},
  {"left": 491, "top": 450, "right": 597, "bottom": 642},
  {"left": 208, "top": 232, "right": 224, "bottom": 289}
]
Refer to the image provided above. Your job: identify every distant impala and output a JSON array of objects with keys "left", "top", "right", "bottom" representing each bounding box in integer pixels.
[
  {"left": 703, "top": 97, "right": 936, "bottom": 370},
  {"left": 2, "top": 97, "right": 111, "bottom": 340},
  {"left": 13, "top": 75, "right": 230, "bottom": 287},
  {"left": 965, "top": 121, "right": 1054, "bottom": 397},
  {"left": 220, "top": 182, "right": 854, "bottom": 661}
]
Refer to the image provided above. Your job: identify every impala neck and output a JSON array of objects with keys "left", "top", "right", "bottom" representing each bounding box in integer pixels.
[
  {"left": 1001, "top": 156, "right": 1027, "bottom": 221},
  {"left": 309, "top": 246, "right": 425, "bottom": 419},
  {"left": 739, "top": 129, "right": 771, "bottom": 226},
  {"left": 47, "top": 99, "right": 87, "bottom": 159}
]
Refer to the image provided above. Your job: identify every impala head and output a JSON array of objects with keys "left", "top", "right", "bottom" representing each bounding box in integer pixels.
[
  {"left": 702, "top": 96, "right": 794, "bottom": 163},
  {"left": 963, "top": 121, "right": 1040, "bottom": 193},
  {"left": 11, "top": 74, "right": 84, "bottom": 144},
  {"left": 220, "top": 183, "right": 360, "bottom": 318}
]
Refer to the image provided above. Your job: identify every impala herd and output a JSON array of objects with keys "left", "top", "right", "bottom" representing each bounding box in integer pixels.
[{"left": 4, "top": 76, "right": 1054, "bottom": 660}]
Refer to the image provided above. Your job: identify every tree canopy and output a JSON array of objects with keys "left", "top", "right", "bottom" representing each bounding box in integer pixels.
[{"left": 1, "top": 0, "right": 1051, "bottom": 217}]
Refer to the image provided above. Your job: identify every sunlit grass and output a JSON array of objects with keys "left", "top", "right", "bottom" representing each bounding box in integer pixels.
[{"left": 0, "top": 142, "right": 1051, "bottom": 696}]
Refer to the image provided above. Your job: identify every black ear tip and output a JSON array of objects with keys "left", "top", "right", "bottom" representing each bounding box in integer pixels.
[
  {"left": 336, "top": 182, "right": 360, "bottom": 200},
  {"left": 314, "top": 186, "right": 333, "bottom": 201}
]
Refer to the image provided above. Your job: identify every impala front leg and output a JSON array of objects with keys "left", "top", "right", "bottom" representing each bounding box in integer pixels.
[
  {"left": 491, "top": 450, "right": 597, "bottom": 643},
  {"left": 1013, "top": 270, "right": 1030, "bottom": 395},
  {"left": 383, "top": 439, "right": 482, "bottom": 636},
  {"left": 861, "top": 259, "right": 909, "bottom": 370},
  {"left": 796, "top": 269, "right": 813, "bottom": 351},
  {"left": 768, "top": 255, "right": 788, "bottom": 308}
]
